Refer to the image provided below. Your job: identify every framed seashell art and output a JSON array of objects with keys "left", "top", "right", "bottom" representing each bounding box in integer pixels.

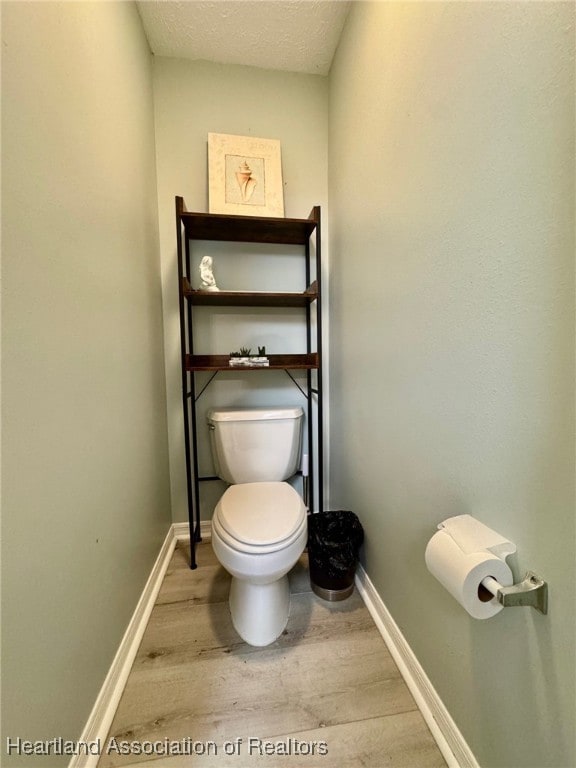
[{"left": 208, "top": 132, "right": 284, "bottom": 218}]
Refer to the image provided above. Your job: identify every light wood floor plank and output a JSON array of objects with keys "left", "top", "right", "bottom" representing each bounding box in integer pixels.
[
  {"left": 100, "top": 632, "right": 416, "bottom": 765},
  {"left": 135, "top": 588, "right": 377, "bottom": 665},
  {"left": 105, "top": 711, "right": 445, "bottom": 768},
  {"left": 98, "top": 542, "right": 446, "bottom": 768}
]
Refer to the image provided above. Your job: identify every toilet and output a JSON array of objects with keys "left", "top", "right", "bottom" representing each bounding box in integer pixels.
[{"left": 208, "top": 407, "right": 308, "bottom": 647}]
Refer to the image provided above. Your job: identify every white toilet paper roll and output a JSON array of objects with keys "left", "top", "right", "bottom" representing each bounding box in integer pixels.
[{"left": 425, "top": 530, "right": 514, "bottom": 619}]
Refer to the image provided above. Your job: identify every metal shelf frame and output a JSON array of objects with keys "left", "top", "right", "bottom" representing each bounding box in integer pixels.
[{"left": 175, "top": 197, "right": 323, "bottom": 569}]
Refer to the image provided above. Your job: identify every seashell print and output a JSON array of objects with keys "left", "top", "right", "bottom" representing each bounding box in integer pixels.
[{"left": 235, "top": 159, "right": 258, "bottom": 202}]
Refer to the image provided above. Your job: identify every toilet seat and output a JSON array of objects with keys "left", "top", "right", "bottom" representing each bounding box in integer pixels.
[{"left": 213, "top": 482, "right": 307, "bottom": 555}]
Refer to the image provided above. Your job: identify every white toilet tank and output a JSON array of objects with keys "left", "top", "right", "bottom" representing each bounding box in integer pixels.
[{"left": 207, "top": 407, "right": 303, "bottom": 484}]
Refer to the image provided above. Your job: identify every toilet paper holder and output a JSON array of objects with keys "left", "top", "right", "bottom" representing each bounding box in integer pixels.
[{"left": 480, "top": 572, "right": 548, "bottom": 615}]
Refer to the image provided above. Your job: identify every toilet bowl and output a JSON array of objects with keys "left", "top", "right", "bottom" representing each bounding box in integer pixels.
[{"left": 212, "top": 481, "right": 307, "bottom": 646}]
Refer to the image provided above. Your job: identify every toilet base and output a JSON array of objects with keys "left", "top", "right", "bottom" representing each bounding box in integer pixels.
[{"left": 229, "top": 575, "right": 290, "bottom": 647}]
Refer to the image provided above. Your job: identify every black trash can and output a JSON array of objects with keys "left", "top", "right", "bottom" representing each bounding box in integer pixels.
[{"left": 307, "top": 511, "right": 364, "bottom": 601}]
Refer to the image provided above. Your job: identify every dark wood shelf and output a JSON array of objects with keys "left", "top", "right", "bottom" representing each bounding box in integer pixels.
[
  {"left": 181, "top": 278, "right": 318, "bottom": 307},
  {"left": 179, "top": 210, "right": 317, "bottom": 245},
  {"left": 186, "top": 353, "right": 319, "bottom": 372}
]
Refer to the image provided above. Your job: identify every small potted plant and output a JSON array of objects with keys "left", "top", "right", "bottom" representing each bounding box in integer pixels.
[{"left": 229, "top": 346, "right": 269, "bottom": 367}]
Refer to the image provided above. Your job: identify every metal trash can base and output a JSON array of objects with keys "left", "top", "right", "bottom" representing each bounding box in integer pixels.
[{"left": 311, "top": 581, "right": 355, "bottom": 602}]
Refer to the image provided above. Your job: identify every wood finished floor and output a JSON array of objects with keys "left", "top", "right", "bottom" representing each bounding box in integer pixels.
[{"left": 99, "top": 541, "right": 446, "bottom": 768}]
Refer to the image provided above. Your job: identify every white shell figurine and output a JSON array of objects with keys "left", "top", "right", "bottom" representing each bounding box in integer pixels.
[{"left": 199, "top": 255, "right": 219, "bottom": 291}]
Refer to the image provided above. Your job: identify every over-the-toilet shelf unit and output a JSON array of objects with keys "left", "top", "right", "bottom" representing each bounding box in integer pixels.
[{"left": 175, "top": 196, "right": 323, "bottom": 568}]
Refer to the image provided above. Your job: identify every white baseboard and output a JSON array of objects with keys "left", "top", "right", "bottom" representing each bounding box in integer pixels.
[
  {"left": 172, "top": 521, "right": 190, "bottom": 539},
  {"left": 355, "top": 564, "right": 479, "bottom": 768},
  {"left": 68, "top": 526, "right": 178, "bottom": 768},
  {"left": 172, "top": 519, "right": 212, "bottom": 541}
]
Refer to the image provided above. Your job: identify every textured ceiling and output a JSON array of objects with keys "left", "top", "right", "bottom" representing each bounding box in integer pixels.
[{"left": 136, "top": 1, "right": 351, "bottom": 75}]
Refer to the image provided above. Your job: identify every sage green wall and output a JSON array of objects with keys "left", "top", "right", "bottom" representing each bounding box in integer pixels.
[
  {"left": 328, "top": 3, "right": 575, "bottom": 767},
  {"left": 152, "top": 58, "right": 329, "bottom": 523},
  {"left": 1, "top": 3, "right": 171, "bottom": 764}
]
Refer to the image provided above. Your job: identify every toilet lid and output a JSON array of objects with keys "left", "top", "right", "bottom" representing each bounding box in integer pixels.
[{"left": 217, "top": 482, "right": 305, "bottom": 546}]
